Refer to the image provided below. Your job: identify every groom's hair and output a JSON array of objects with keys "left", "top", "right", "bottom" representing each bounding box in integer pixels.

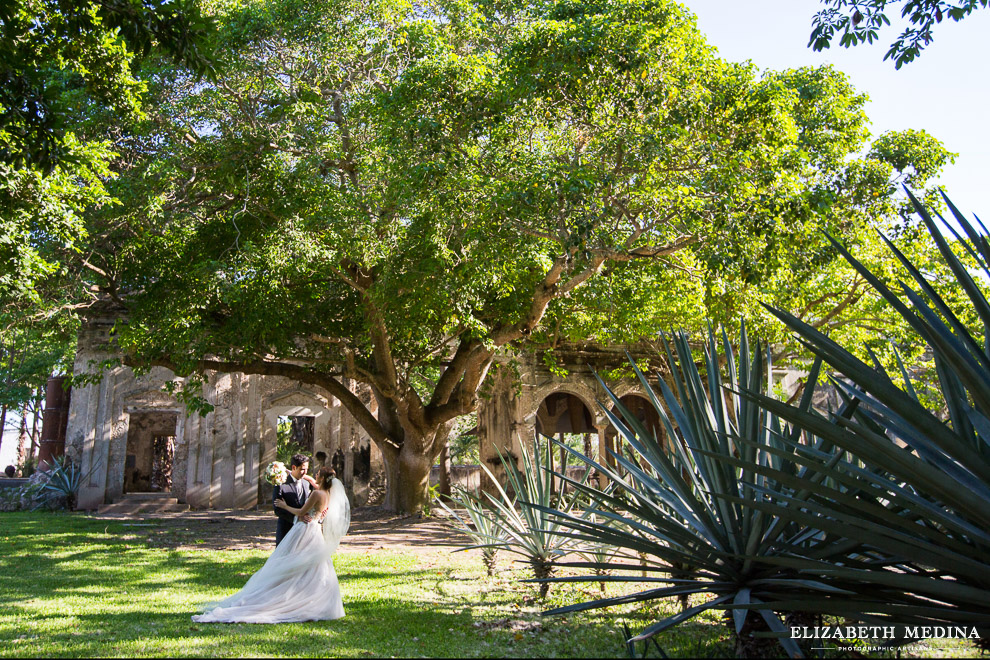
[{"left": 290, "top": 454, "right": 309, "bottom": 468}]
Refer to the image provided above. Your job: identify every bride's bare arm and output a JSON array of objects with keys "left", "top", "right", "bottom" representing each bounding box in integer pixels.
[{"left": 275, "top": 490, "right": 328, "bottom": 517}]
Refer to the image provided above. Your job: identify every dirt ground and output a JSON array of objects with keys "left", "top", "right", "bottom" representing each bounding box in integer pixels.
[{"left": 89, "top": 506, "right": 477, "bottom": 559}]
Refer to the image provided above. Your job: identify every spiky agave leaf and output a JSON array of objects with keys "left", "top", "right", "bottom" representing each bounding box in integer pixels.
[{"left": 727, "top": 193, "right": 990, "bottom": 637}]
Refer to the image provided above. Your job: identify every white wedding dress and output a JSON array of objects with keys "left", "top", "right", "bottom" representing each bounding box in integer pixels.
[{"left": 193, "top": 478, "right": 351, "bottom": 624}]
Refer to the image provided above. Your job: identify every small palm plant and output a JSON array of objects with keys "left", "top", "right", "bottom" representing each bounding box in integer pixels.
[
  {"left": 445, "top": 441, "right": 586, "bottom": 599},
  {"left": 528, "top": 326, "right": 866, "bottom": 658}
]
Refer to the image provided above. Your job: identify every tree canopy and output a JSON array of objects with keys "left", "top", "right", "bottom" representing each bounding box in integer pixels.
[
  {"left": 17, "top": 0, "right": 956, "bottom": 512},
  {"left": 0, "top": 0, "right": 214, "bottom": 308},
  {"left": 810, "top": 0, "right": 989, "bottom": 68}
]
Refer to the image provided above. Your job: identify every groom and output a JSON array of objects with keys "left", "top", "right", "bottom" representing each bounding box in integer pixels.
[{"left": 273, "top": 453, "right": 312, "bottom": 546}]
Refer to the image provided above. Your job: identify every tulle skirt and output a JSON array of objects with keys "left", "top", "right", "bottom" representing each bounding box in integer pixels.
[{"left": 192, "top": 520, "right": 344, "bottom": 623}]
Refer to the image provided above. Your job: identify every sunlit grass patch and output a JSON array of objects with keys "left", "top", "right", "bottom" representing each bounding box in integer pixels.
[
  {"left": 0, "top": 512, "right": 682, "bottom": 658},
  {"left": 1, "top": 512, "right": 979, "bottom": 658}
]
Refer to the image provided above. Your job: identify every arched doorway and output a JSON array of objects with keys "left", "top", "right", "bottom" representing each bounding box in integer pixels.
[{"left": 534, "top": 392, "right": 597, "bottom": 489}]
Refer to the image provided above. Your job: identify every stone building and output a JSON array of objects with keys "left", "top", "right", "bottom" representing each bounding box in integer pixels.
[
  {"left": 66, "top": 310, "right": 381, "bottom": 511},
  {"left": 477, "top": 344, "right": 670, "bottom": 488},
  {"left": 66, "top": 308, "right": 805, "bottom": 510}
]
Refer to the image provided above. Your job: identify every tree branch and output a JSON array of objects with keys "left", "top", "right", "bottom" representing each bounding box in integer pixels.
[{"left": 128, "top": 356, "right": 389, "bottom": 446}]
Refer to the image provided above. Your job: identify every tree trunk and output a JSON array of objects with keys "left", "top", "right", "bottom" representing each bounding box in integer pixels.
[
  {"left": 17, "top": 407, "right": 29, "bottom": 476},
  {"left": 374, "top": 395, "right": 455, "bottom": 515},
  {"left": 0, "top": 403, "right": 7, "bottom": 469},
  {"left": 732, "top": 611, "right": 780, "bottom": 659},
  {"left": 29, "top": 396, "right": 41, "bottom": 472},
  {"left": 483, "top": 548, "right": 499, "bottom": 577},
  {"left": 381, "top": 443, "right": 434, "bottom": 514},
  {"left": 290, "top": 416, "right": 314, "bottom": 452},
  {"left": 531, "top": 559, "right": 555, "bottom": 600},
  {"left": 670, "top": 562, "right": 692, "bottom": 611},
  {"left": 438, "top": 439, "right": 452, "bottom": 499}
]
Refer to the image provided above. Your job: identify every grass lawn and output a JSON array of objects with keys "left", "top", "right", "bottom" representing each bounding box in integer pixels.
[
  {"left": 0, "top": 512, "right": 981, "bottom": 658},
  {"left": 0, "top": 511, "right": 727, "bottom": 658}
]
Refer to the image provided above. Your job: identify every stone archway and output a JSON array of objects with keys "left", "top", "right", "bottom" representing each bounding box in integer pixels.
[
  {"left": 531, "top": 389, "right": 599, "bottom": 491},
  {"left": 262, "top": 390, "right": 332, "bottom": 457},
  {"left": 260, "top": 386, "right": 374, "bottom": 504}
]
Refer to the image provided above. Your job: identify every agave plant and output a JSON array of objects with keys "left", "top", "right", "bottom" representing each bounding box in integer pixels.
[
  {"left": 570, "top": 511, "right": 622, "bottom": 595},
  {"left": 724, "top": 192, "right": 990, "bottom": 640},
  {"left": 529, "top": 325, "right": 871, "bottom": 658},
  {"left": 445, "top": 441, "right": 586, "bottom": 599},
  {"left": 440, "top": 487, "right": 506, "bottom": 577},
  {"left": 22, "top": 456, "right": 98, "bottom": 510}
]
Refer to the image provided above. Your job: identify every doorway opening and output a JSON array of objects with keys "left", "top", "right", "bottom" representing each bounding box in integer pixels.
[
  {"left": 276, "top": 415, "right": 315, "bottom": 462},
  {"left": 125, "top": 412, "right": 178, "bottom": 493}
]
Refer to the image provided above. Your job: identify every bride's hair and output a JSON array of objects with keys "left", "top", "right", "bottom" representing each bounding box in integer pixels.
[{"left": 315, "top": 466, "right": 336, "bottom": 489}]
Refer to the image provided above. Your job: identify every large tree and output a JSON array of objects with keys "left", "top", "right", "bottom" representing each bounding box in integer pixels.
[{"left": 40, "top": 0, "right": 951, "bottom": 513}]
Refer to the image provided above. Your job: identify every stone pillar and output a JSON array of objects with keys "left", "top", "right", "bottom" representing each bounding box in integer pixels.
[
  {"left": 594, "top": 423, "right": 610, "bottom": 489},
  {"left": 184, "top": 376, "right": 215, "bottom": 508},
  {"left": 477, "top": 364, "right": 523, "bottom": 493},
  {"left": 215, "top": 372, "right": 237, "bottom": 509},
  {"left": 67, "top": 315, "right": 125, "bottom": 510},
  {"left": 239, "top": 373, "right": 261, "bottom": 509}
]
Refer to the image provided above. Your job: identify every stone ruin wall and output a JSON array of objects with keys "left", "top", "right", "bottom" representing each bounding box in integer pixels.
[
  {"left": 476, "top": 346, "right": 667, "bottom": 489},
  {"left": 66, "top": 313, "right": 381, "bottom": 510},
  {"left": 475, "top": 345, "right": 814, "bottom": 491},
  {"left": 66, "top": 313, "right": 812, "bottom": 509}
]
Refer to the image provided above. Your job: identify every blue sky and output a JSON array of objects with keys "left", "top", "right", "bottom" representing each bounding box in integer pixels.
[{"left": 684, "top": 0, "right": 990, "bottom": 219}]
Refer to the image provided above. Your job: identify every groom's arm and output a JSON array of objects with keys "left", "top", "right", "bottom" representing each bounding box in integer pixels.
[
  {"left": 275, "top": 492, "right": 321, "bottom": 518},
  {"left": 298, "top": 483, "right": 314, "bottom": 522}
]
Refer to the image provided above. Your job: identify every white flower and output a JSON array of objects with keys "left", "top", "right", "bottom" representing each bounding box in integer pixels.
[{"left": 264, "top": 461, "right": 288, "bottom": 486}]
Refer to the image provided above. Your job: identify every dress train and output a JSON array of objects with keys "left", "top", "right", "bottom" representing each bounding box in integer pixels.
[{"left": 192, "top": 479, "right": 349, "bottom": 623}]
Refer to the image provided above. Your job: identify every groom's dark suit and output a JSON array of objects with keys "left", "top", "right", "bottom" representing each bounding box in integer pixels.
[{"left": 274, "top": 474, "right": 311, "bottom": 546}]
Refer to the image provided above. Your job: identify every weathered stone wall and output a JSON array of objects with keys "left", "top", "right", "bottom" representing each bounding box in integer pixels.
[
  {"left": 67, "top": 315, "right": 379, "bottom": 510},
  {"left": 67, "top": 312, "right": 810, "bottom": 510},
  {"left": 477, "top": 345, "right": 665, "bottom": 491}
]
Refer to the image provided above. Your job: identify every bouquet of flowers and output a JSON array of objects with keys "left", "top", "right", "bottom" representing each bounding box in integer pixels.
[{"left": 265, "top": 461, "right": 288, "bottom": 486}]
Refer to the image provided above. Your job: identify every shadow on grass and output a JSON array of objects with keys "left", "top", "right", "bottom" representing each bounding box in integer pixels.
[
  {"left": 0, "top": 512, "right": 737, "bottom": 658},
  {"left": 4, "top": 595, "right": 676, "bottom": 658}
]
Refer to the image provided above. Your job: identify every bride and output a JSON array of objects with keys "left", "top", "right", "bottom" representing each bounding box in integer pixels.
[{"left": 192, "top": 466, "right": 350, "bottom": 623}]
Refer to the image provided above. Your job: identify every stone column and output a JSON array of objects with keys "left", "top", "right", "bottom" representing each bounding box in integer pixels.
[
  {"left": 239, "top": 373, "right": 262, "bottom": 509},
  {"left": 66, "top": 314, "right": 127, "bottom": 510},
  {"left": 477, "top": 364, "right": 523, "bottom": 493},
  {"left": 184, "top": 375, "right": 216, "bottom": 508}
]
